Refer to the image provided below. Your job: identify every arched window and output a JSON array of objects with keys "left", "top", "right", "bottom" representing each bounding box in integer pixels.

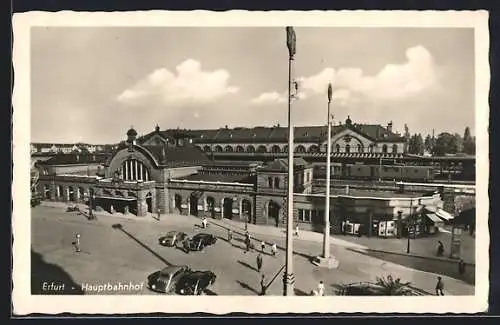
[
  {"left": 268, "top": 176, "right": 273, "bottom": 187},
  {"left": 345, "top": 145, "right": 350, "bottom": 154},
  {"left": 274, "top": 177, "right": 280, "bottom": 189},
  {"left": 271, "top": 145, "right": 281, "bottom": 153},
  {"left": 308, "top": 145, "right": 319, "bottom": 153},
  {"left": 357, "top": 144, "right": 363, "bottom": 153},
  {"left": 283, "top": 145, "right": 288, "bottom": 153},
  {"left": 203, "top": 145, "right": 211, "bottom": 152},
  {"left": 369, "top": 144, "right": 374, "bottom": 153},
  {"left": 44, "top": 185, "right": 51, "bottom": 199},
  {"left": 236, "top": 145, "right": 245, "bottom": 153},
  {"left": 257, "top": 145, "right": 267, "bottom": 153},
  {"left": 224, "top": 145, "right": 233, "bottom": 152},
  {"left": 214, "top": 145, "right": 223, "bottom": 152},
  {"left": 392, "top": 144, "right": 398, "bottom": 154},
  {"left": 336, "top": 144, "right": 340, "bottom": 153},
  {"left": 295, "top": 145, "right": 306, "bottom": 153},
  {"left": 246, "top": 145, "right": 256, "bottom": 153},
  {"left": 382, "top": 144, "right": 388, "bottom": 153},
  {"left": 121, "top": 159, "right": 150, "bottom": 181}
]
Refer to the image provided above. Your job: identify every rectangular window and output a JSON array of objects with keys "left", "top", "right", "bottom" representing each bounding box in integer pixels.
[
  {"left": 298, "top": 209, "right": 304, "bottom": 222},
  {"left": 304, "top": 210, "right": 311, "bottom": 223},
  {"left": 268, "top": 176, "right": 273, "bottom": 188}
]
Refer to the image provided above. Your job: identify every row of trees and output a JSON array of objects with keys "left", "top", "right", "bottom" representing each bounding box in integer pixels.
[{"left": 407, "top": 127, "right": 475, "bottom": 156}]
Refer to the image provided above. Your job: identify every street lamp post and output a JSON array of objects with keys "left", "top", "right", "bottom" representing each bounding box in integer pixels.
[
  {"left": 283, "top": 26, "right": 296, "bottom": 296},
  {"left": 406, "top": 198, "right": 413, "bottom": 253},
  {"left": 323, "top": 83, "right": 333, "bottom": 260},
  {"left": 313, "top": 84, "right": 339, "bottom": 269}
]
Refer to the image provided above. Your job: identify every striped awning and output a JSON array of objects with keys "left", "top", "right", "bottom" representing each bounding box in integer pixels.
[
  {"left": 425, "top": 213, "right": 443, "bottom": 223},
  {"left": 435, "top": 209, "right": 454, "bottom": 221}
]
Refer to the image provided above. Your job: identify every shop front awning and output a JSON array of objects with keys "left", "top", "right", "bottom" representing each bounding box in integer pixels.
[
  {"left": 95, "top": 196, "right": 137, "bottom": 201},
  {"left": 435, "top": 209, "right": 454, "bottom": 221},
  {"left": 425, "top": 213, "right": 444, "bottom": 223}
]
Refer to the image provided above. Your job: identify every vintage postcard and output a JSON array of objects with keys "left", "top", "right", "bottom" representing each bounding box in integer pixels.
[{"left": 12, "top": 10, "right": 489, "bottom": 315}]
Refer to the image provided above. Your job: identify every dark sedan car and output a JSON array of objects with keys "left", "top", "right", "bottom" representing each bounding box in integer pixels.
[
  {"left": 183, "top": 233, "right": 218, "bottom": 251},
  {"left": 159, "top": 231, "right": 188, "bottom": 247},
  {"left": 176, "top": 270, "right": 217, "bottom": 295},
  {"left": 147, "top": 265, "right": 191, "bottom": 294}
]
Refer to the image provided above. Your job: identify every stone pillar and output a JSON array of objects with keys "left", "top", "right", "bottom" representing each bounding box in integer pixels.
[
  {"left": 135, "top": 161, "right": 139, "bottom": 181},
  {"left": 139, "top": 163, "right": 143, "bottom": 181},
  {"left": 368, "top": 210, "right": 373, "bottom": 237}
]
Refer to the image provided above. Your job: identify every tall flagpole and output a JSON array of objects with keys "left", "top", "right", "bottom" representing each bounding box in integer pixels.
[
  {"left": 323, "top": 83, "right": 333, "bottom": 259},
  {"left": 283, "top": 26, "right": 296, "bottom": 296}
]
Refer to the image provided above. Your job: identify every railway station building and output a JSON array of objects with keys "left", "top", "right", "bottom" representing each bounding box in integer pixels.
[{"left": 35, "top": 127, "right": 462, "bottom": 238}]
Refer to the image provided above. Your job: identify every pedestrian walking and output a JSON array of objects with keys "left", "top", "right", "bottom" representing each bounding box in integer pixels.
[
  {"left": 227, "top": 229, "right": 233, "bottom": 243},
  {"left": 202, "top": 217, "right": 208, "bottom": 229},
  {"left": 317, "top": 280, "right": 325, "bottom": 296},
  {"left": 244, "top": 237, "right": 250, "bottom": 254},
  {"left": 157, "top": 208, "right": 161, "bottom": 221},
  {"left": 260, "top": 274, "right": 267, "bottom": 296},
  {"left": 435, "top": 276, "right": 445, "bottom": 296},
  {"left": 256, "top": 253, "right": 263, "bottom": 273},
  {"left": 295, "top": 225, "right": 300, "bottom": 237},
  {"left": 261, "top": 241, "right": 266, "bottom": 253},
  {"left": 271, "top": 243, "right": 277, "bottom": 256},
  {"left": 458, "top": 259, "right": 466, "bottom": 276},
  {"left": 74, "top": 233, "right": 81, "bottom": 253},
  {"left": 436, "top": 241, "right": 444, "bottom": 256}
]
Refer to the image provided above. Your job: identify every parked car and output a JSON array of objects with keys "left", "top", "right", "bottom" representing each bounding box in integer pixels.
[
  {"left": 176, "top": 270, "right": 217, "bottom": 295},
  {"left": 183, "top": 233, "right": 218, "bottom": 251},
  {"left": 147, "top": 265, "right": 191, "bottom": 294},
  {"left": 159, "top": 231, "right": 188, "bottom": 247}
]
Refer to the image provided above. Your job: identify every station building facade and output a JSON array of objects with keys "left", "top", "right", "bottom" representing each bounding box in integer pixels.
[{"left": 36, "top": 127, "right": 452, "bottom": 237}]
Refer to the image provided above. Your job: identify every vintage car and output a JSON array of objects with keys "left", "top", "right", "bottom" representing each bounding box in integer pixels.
[
  {"left": 183, "top": 233, "right": 218, "bottom": 251},
  {"left": 147, "top": 265, "right": 191, "bottom": 294},
  {"left": 176, "top": 270, "right": 217, "bottom": 295},
  {"left": 159, "top": 231, "right": 188, "bottom": 247}
]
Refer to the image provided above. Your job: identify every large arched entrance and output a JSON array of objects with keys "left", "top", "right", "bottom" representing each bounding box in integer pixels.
[
  {"left": 267, "top": 200, "right": 281, "bottom": 227},
  {"left": 223, "top": 198, "right": 234, "bottom": 220},
  {"left": 145, "top": 192, "right": 153, "bottom": 213},
  {"left": 189, "top": 193, "right": 199, "bottom": 217},
  {"left": 206, "top": 196, "right": 215, "bottom": 218},
  {"left": 174, "top": 194, "right": 182, "bottom": 213},
  {"left": 241, "top": 199, "right": 252, "bottom": 223},
  {"left": 68, "top": 186, "right": 75, "bottom": 201}
]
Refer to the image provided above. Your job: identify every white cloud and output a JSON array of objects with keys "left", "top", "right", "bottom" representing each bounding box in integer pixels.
[
  {"left": 252, "top": 46, "right": 437, "bottom": 105},
  {"left": 117, "top": 59, "right": 239, "bottom": 106},
  {"left": 250, "top": 91, "right": 287, "bottom": 104}
]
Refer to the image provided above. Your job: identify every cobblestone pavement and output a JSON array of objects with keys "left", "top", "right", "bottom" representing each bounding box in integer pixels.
[{"left": 31, "top": 204, "right": 474, "bottom": 296}]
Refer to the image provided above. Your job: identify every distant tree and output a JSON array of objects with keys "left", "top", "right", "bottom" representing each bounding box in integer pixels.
[
  {"left": 408, "top": 134, "right": 424, "bottom": 155},
  {"left": 424, "top": 134, "right": 435, "bottom": 154},
  {"left": 433, "top": 132, "right": 459, "bottom": 156},
  {"left": 463, "top": 126, "right": 475, "bottom": 154}
]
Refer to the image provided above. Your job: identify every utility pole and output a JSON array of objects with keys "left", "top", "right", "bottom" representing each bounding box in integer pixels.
[{"left": 283, "top": 26, "right": 296, "bottom": 296}]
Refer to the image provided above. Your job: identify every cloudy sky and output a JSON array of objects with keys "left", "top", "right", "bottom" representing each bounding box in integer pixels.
[{"left": 31, "top": 27, "right": 475, "bottom": 144}]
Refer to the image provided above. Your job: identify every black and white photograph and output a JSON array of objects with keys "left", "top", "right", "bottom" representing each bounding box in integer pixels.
[{"left": 12, "top": 10, "right": 489, "bottom": 314}]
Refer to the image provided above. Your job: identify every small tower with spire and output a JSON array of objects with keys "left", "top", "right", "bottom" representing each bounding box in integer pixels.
[
  {"left": 155, "top": 124, "right": 160, "bottom": 133},
  {"left": 126, "top": 126, "right": 138, "bottom": 145}
]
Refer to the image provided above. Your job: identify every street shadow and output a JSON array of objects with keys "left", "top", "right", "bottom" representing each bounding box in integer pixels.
[
  {"left": 237, "top": 260, "right": 259, "bottom": 272},
  {"left": 294, "top": 288, "right": 311, "bottom": 296},
  {"left": 236, "top": 280, "right": 260, "bottom": 295},
  {"left": 204, "top": 288, "right": 218, "bottom": 296},
  {"left": 31, "top": 249, "right": 84, "bottom": 295},
  {"left": 112, "top": 223, "right": 173, "bottom": 266},
  {"left": 330, "top": 283, "right": 346, "bottom": 296},
  {"left": 347, "top": 248, "right": 475, "bottom": 285}
]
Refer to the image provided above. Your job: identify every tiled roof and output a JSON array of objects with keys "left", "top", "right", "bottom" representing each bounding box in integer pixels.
[
  {"left": 38, "top": 153, "right": 111, "bottom": 165},
  {"left": 139, "top": 123, "right": 405, "bottom": 145},
  {"left": 259, "top": 158, "right": 311, "bottom": 172},
  {"left": 178, "top": 173, "right": 256, "bottom": 184},
  {"left": 142, "top": 144, "right": 211, "bottom": 167}
]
